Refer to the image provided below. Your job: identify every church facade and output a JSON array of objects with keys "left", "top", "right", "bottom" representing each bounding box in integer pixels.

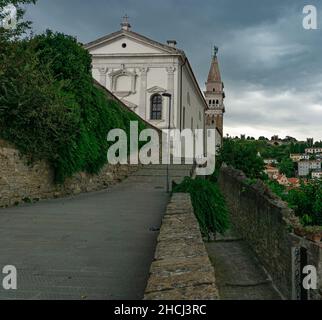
[{"left": 85, "top": 18, "right": 225, "bottom": 152}]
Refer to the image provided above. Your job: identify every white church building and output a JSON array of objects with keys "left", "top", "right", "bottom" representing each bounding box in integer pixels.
[
  {"left": 85, "top": 17, "right": 208, "bottom": 133},
  {"left": 85, "top": 16, "right": 226, "bottom": 162}
]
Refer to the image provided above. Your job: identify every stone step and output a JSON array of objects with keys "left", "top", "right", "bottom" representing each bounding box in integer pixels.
[
  {"left": 132, "top": 169, "right": 191, "bottom": 177},
  {"left": 143, "top": 164, "right": 194, "bottom": 171}
]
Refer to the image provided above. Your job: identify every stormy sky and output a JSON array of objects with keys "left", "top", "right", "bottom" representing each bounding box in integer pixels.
[{"left": 25, "top": 0, "right": 322, "bottom": 141}]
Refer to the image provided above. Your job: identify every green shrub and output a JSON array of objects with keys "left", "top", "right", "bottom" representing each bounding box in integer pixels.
[
  {"left": 216, "top": 139, "right": 265, "bottom": 179},
  {"left": 173, "top": 177, "right": 230, "bottom": 237},
  {"left": 267, "top": 178, "right": 322, "bottom": 227},
  {"left": 0, "top": 41, "right": 80, "bottom": 168},
  {"left": 287, "top": 179, "right": 322, "bottom": 226},
  {"left": 266, "top": 180, "right": 287, "bottom": 201},
  {"left": 0, "top": 31, "right": 147, "bottom": 182}
]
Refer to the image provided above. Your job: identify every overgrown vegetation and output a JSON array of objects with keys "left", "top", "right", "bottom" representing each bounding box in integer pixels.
[
  {"left": 288, "top": 180, "right": 322, "bottom": 227},
  {"left": 218, "top": 138, "right": 322, "bottom": 227},
  {"left": 0, "top": 2, "right": 147, "bottom": 182},
  {"left": 216, "top": 138, "right": 265, "bottom": 179},
  {"left": 266, "top": 179, "right": 322, "bottom": 227},
  {"left": 173, "top": 177, "right": 230, "bottom": 237},
  {"left": 278, "top": 157, "right": 296, "bottom": 178}
]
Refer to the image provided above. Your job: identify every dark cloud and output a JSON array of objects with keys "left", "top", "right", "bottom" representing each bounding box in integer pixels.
[{"left": 25, "top": 0, "right": 322, "bottom": 140}]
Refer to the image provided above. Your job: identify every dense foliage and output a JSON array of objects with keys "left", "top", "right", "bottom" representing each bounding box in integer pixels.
[
  {"left": 0, "top": 0, "right": 36, "bottom": 42},
  {"left": 288, "top": 180, "right": 322, "bottom": 226},
  {"left": 278, "top": 157, "right": 296, "bottom": 178},
  {"left": 0, "top": 25, "right": 147, "bottom": 182},
  {"left": 266, "top": 179, "right": 322, "bottom": 227},
  {"left": 0, "top": 40, "right": 80, "bottom": 175},
  {"left": 218, "top": 138, "right": 322, "bottom": 227},
  {"left": 216, "top": 139, "right": 265, "bottom": 179},
  {"left": 173, "top": 177, "right": 230, "bottom": 237}
]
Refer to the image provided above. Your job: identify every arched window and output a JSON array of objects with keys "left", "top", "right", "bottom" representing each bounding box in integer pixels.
[{"left": 150, "top": 94, "right": 162, "bottom": 120}]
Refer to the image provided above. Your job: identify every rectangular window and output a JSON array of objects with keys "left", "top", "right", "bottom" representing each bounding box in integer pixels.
[{"left": 151, "top": 94, "right": 162, "bottom": 120}]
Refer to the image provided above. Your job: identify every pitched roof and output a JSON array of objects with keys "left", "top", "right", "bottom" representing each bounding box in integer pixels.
[
  {"left": 85, "top": 28, "right": 208, "bottom": 110},
  {"left": 84, "top": 29, "right": 186, "bottom": 57},
  {"left": 288, "top": 178, "right": 299, "bottom": 184}
]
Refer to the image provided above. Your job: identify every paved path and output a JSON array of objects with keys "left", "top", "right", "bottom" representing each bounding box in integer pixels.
[
  {"left": 206, "top": 230, "right": 282, "bottom": 300},
  {"left": 0, "top": 166, "right": 193, "bottom": 300}
]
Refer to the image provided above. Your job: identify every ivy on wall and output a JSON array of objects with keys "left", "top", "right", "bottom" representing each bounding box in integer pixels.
[{"left": 0, "top": 31, "right": 147, "bottom": 183}]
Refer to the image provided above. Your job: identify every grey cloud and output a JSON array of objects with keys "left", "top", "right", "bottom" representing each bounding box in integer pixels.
[{"left": 24, "top": 0, "right": 322, "bottom": 140}]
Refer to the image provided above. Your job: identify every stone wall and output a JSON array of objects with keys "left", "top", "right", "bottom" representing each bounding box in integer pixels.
[
  {"left": 218, "top": 165, "right": 322, "bottom": 300},
  {"left": 0, "top": 139, "right": 139, "bottom": 208},
  {"left": 144, "top": 193, "right": 219, "bottom": 300}
]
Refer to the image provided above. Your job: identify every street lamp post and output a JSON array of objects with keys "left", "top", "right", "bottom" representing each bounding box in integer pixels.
[{"left": 162, "top": 93, "right": 172, "bottom": 193}]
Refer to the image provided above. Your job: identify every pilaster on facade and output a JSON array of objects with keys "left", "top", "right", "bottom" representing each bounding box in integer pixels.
[
  {"left": 98, "top": 67, "right": 108, "bottom": 87},
  {"left": 166, "top": 66, "right": 176, "bottom": 128},
  {"left": 139, "top": 67, "right": 149, "bottom": 119}
]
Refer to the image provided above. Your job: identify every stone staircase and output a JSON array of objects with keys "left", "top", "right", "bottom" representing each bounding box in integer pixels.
[{"left": 131, "top": 163, "right": 195, "bottom": 187}]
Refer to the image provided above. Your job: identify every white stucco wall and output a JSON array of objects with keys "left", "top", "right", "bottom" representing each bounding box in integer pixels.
[{"left": 181, "top": 65, "right": 205, "bottom": 131}]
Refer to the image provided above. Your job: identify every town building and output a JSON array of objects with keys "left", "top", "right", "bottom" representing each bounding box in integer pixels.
[
  {"left": 276, "top": 174, "right": 300, "bottom": 189},
  {"left": 312, "top": 171, "right": 322, "bottom": 179},
  {"left": 265, "top": 165, "right": 279, "bottom": 180},
  {"left": 85, "top": 17, "right": 226, "bottom": 156},
  {"left": 263, "top": 159, "right": 278, "bottom": 165},
  {"left": 298, "top": 160, "right": 322, "bottom": 177},
  {"left": 305, "top": 147, "right": 322, "bottom": 154},
  {"left": 290, "top": 153, "right": 310, "bottom": 162}
]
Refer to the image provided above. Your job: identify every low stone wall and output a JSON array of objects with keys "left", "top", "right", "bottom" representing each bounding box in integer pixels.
[
  {"left": 144, "top": 193, "right": 219, "bottom": 300},
  {"left": 0, "top": 140, "right": 139, "bottom": 208},
  {"left": 218, "top": 165, "right": 322, "bottom": 300}
]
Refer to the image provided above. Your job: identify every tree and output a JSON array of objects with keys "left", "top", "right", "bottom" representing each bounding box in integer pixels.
[
  {"left": 216, "top": 139, "right": 265, "bottom": 179},
  {"left": 0, "top": 0, "right": 36, "bottom": 42},
  {"left": 288, "top": 179, "right": 322, "bottom": 226},
  {"left": 279, "top": 157, "right": 295, "bottom": 178}
]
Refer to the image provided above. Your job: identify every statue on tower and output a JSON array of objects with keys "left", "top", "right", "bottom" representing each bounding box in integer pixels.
[{"left": 213, "top": 45, "right": 219, "bottom": 57}]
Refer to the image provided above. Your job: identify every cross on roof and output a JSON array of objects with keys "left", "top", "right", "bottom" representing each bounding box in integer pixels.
[
  {"left": 121, "top": 14, "right": 131, "bottom": 31},
  {"left": 122, "top": 14, "right": 129, "bottom": 24}
]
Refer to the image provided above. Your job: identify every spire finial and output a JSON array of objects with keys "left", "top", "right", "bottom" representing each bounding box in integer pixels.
[{"left": 121, "top": 14, "right": 131, "bottom": 31}]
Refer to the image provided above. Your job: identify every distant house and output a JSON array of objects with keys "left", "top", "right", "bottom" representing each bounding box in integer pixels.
[
  {"left": 265, "top": 165, "right": 279, "bottom": 179},
  {"left": 276, "top": 174, "right": 289, "bottom": 186},
  {"left": 312, "top": 171, "right": 322, "bottom": 179},
  {"left": 290, "top": 153, "right": 310, "bottom": 162},
  {"left": 305, "top": 148, "right": 322, "bottom": 154},
  {"left": 263, "top": 159, "right": 278, "bottom": 165},
  {"left": 276, "top": 174, "right": 300, "bottom": 188},
  {"left": 298, "top": 160, "right": 322, "bottom": 177}
]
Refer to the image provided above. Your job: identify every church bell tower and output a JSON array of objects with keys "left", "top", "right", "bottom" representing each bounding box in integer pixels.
[{"left": 204, "top": 46, "right": 225, "bottom": 145}]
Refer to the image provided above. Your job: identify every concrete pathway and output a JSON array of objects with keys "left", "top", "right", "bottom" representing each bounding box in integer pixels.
[
  {"left": 206, "top": 230, "right": 282, "bottom": 300},
  {"left": 0, "top": 165, "right": 192, "bottom": 300}
]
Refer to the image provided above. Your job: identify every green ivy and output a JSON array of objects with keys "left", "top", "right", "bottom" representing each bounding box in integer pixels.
[{"left": 0, "top": 31, "right": 147, "bottom": 183}]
